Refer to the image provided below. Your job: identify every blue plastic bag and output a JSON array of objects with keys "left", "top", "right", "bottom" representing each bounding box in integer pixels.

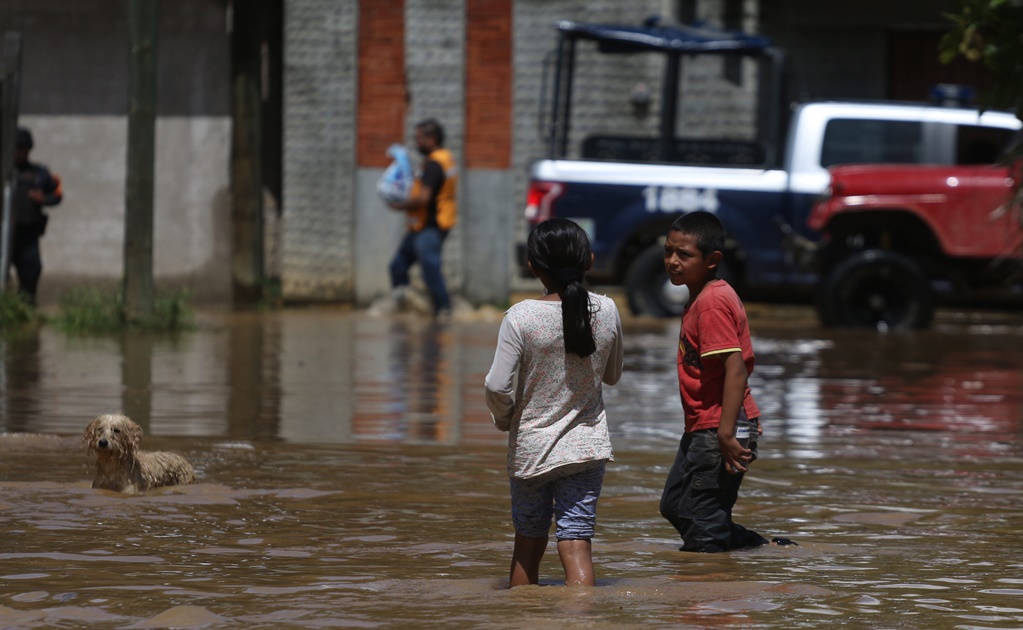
[{"left": 377, "top": 144, "right": 414, "bottom": 204}]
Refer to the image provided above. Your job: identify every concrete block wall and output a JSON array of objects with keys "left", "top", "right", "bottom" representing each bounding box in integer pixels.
[
  {"left": 675, "top": 0, "right": 762, "bottom": 138},
  {"left": 282, "top": 0, "right": 358, "bottom": 301}
]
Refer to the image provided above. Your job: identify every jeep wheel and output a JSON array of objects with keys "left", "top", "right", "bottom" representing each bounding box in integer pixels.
[
  {"left": 624, "top": 244, "right": 690, "bottom": 317},
  {"left": 817, "top": 250, "right": 934, "bottom": 330}
]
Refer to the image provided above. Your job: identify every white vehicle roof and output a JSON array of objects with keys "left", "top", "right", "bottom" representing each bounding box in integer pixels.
[
  {"left": 786, "top": 101, "right": 1021, "bottom": 180},
  {"left": 793, "top": 100, "right": 1021, "bottom": 129}
]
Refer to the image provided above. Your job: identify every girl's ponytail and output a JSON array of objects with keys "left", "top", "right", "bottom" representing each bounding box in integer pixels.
[
  {"left": 558, "top": 268, "right": 596, "bottom": 358},
  {"left": 526, "top": 219, "right": 596, "bottom": 358}
]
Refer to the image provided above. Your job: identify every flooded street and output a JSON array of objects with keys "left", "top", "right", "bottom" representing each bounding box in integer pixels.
[{"left": 1, "top": 304, "right": 1022, "bottom": 628}]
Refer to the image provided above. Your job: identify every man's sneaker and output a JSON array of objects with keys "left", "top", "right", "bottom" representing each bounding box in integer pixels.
[{"left": 367, "top": 287, "right": 406, "bottom": 316}]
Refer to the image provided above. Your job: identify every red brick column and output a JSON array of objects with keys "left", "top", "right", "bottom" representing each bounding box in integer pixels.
[
  {"left": 358, "top": 0, "right": 407, "bottom": 168},
  {"left": 465, "top": 0, "right": 512, "bottom": 169}
]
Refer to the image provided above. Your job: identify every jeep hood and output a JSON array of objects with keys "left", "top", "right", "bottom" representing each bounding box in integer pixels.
[{"left": 826, "top": 164, "right": 1014, "bottom": 197}]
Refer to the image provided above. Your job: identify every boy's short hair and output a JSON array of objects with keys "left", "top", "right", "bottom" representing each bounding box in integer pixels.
[{"left": 669, "top": 211, "right": 725, "bottom": 256}]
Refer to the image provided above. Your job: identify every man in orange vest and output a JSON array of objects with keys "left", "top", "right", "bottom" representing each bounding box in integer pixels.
[{"left": 387, "top": 119, "right": 458, "bottom": 317}]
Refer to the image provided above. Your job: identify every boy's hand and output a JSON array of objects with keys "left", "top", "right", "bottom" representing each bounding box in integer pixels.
[{"left": 719, "top": 434, "right": 751, "bottom": 474}]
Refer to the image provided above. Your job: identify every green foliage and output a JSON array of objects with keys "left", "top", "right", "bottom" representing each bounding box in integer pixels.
[
  {"left": 0, "top": 291, "right": 37, "bottom": 329},
  {"left": 50, "top": 287, "right": 195, "bottom": 334},
  {"left": 51, "top": 288, "right": 121, "bottom": 333},
  {"left": 255, "top": 277, "right": 283, "bottom": 311},
  {"left": 940, "top": 0, "right": 1023, "bottom": 119},
  {"left": 148, "top": 289, "right": 195, "bottom": 331}
]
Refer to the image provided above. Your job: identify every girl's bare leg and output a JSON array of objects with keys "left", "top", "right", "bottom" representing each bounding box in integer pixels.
[
  {"left": 509, "top": 533, "right": 548, "bottom": 587},
  {"left": 557, "top": 539, "right": 595, "bottom": 586}
]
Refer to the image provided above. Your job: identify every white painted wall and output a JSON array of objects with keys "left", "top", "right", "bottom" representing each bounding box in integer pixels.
[{"left": 20, "top": 114, "right": 232, "bottom": 304}]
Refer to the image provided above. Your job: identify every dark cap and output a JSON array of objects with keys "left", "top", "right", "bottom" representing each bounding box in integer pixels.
[{"left": 16, "top": 127, "right": 33, "bottom": 149}]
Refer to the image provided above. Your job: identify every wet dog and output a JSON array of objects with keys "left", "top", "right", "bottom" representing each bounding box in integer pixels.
[{"left": 83, "top": 413, "right": 196, "bottom": 494}]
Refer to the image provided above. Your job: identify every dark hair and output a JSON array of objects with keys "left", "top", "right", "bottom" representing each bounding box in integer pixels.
[
  {"left": 415, "top": 119, "right": 445, "bottom": 146},
  {"left": 527, "top": 218, "right": 596, "bottom": 358},
  {"left": 669, "top": 211, "right": 725, "bottom": 256},
  {"left": 16, "top": 127, "right": 33, "bottom": 149}
]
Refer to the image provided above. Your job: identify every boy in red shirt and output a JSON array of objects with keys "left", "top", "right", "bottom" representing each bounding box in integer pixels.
[{"left": 658, "top": 211, "right": 794, "bottom": 552}]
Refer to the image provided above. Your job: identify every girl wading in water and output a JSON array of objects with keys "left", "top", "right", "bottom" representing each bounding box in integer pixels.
[{"left": 485, "top": 218, "right": 624, "bottom": 587}]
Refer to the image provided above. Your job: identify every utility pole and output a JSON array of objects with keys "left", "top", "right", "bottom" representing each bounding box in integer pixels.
[
  {"left": 124, "top": 0, "right": 158, "bottom": 322},
  {"left": 231, "top": 0, "right": 265, "bottom": 303}
]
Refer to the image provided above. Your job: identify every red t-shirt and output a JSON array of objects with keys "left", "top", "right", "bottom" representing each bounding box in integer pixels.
[{"left": 677, "top": 279, "right": 760, "bottom": 433}]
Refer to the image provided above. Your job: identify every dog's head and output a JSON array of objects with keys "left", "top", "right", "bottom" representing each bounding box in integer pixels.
[{"left": 83, "top": 414, "right": 143, "bottom": 458}]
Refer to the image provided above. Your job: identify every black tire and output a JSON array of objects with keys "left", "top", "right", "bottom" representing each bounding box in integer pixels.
[
  {"left": 624, "top": 244, "right": 690, "bottom": 317},
  {"left": 816, "top": 249, "right": 934, "bottom": 330}
]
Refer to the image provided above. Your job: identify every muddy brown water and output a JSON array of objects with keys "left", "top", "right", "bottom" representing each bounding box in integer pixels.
[{"left": 1, "top": 306, "right": 1022, "bottom": 629}]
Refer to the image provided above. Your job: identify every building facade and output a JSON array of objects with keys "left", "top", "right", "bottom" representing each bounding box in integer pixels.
[{"left": 3, "top": 0, "right": 974, "bottom": 306}]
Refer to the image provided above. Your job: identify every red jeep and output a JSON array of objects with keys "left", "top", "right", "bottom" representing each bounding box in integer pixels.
[{"left": 808, "top": 163, "right": 1023, "bottom": 329}]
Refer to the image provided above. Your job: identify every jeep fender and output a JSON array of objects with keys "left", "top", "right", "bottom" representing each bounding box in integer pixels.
[{"left": 816, "top": 208, "right": 943, "bottom": 270}]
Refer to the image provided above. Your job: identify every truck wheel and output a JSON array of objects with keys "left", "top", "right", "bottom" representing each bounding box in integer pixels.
[
  {"left": 817, "top": 250, "right": 934, "bottom": 330},
  {"left": 624, "top": 244, "right": 689, "bottom": 317}
]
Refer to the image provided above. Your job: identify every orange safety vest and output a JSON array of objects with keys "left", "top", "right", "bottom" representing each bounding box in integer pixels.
[{"left": 407, "top": 147, "right": 457, "bottom": 232}]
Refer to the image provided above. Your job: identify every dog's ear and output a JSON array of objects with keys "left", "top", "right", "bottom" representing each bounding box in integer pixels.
[
  {"left": 126, "top": 420, "right": 143, "bottom": 453},
  {"left": 83, "top": 418, "right": 98, "bottom": 452}
]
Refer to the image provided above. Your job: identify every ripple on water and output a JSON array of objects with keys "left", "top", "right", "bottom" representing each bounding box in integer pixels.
[{"left": 979, "top": 588, "right": 1023, "bottom": 596}]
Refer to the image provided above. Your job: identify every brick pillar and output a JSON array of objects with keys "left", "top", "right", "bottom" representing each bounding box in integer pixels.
[
  {"left": 353, "top": 0, "right": 408, "bottom": 307},
  {"left": 358, "top": 0, "right": 407, "bottom": 168},
  {"left": 465, "top": 0, "right": 511, "bottom": 169}
]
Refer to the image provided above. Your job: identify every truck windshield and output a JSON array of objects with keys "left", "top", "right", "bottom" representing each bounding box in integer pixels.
[
  {"left": 542, "top": 19, "right": 784, "bottom": 168},
  {"left": 573, "top": 50, "right": 769, "bottom": 166}
]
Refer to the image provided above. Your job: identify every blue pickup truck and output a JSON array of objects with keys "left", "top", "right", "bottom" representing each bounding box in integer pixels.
[{"left": 521, "top": 19, "right": 1021, "bottom": 316}]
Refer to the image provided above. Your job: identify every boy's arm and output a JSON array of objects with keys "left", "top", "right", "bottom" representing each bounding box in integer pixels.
[{"left": 717, "top": 350, "right": 752, "bottom": 474}]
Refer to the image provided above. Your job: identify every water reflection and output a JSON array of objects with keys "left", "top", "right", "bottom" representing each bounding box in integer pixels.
[
  {"left": 268, "top": 312, "right": 502, "bottom": 445},
  {"left": 227, "top": 311, "right": 281, "bottom": 440},
  {"left": 0, "top": 328, "right": 43, "bottom": 433},
  {"left": 1, "top": 308, "right": 1021, "bottom": 451}
]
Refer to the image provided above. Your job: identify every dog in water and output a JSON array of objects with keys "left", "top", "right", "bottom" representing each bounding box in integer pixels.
[{"left": 83, "top": 413, "right": 196, "bottom": 493}]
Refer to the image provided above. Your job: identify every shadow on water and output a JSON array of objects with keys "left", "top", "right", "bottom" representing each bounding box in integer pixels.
[{"left": 1, "top": 306, "right": 1022, "bottom": 628}]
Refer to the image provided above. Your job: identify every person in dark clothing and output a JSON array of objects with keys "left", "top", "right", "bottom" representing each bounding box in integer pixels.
[{"left": 11, "top": 127, "right": 63, "bottom": 305}]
